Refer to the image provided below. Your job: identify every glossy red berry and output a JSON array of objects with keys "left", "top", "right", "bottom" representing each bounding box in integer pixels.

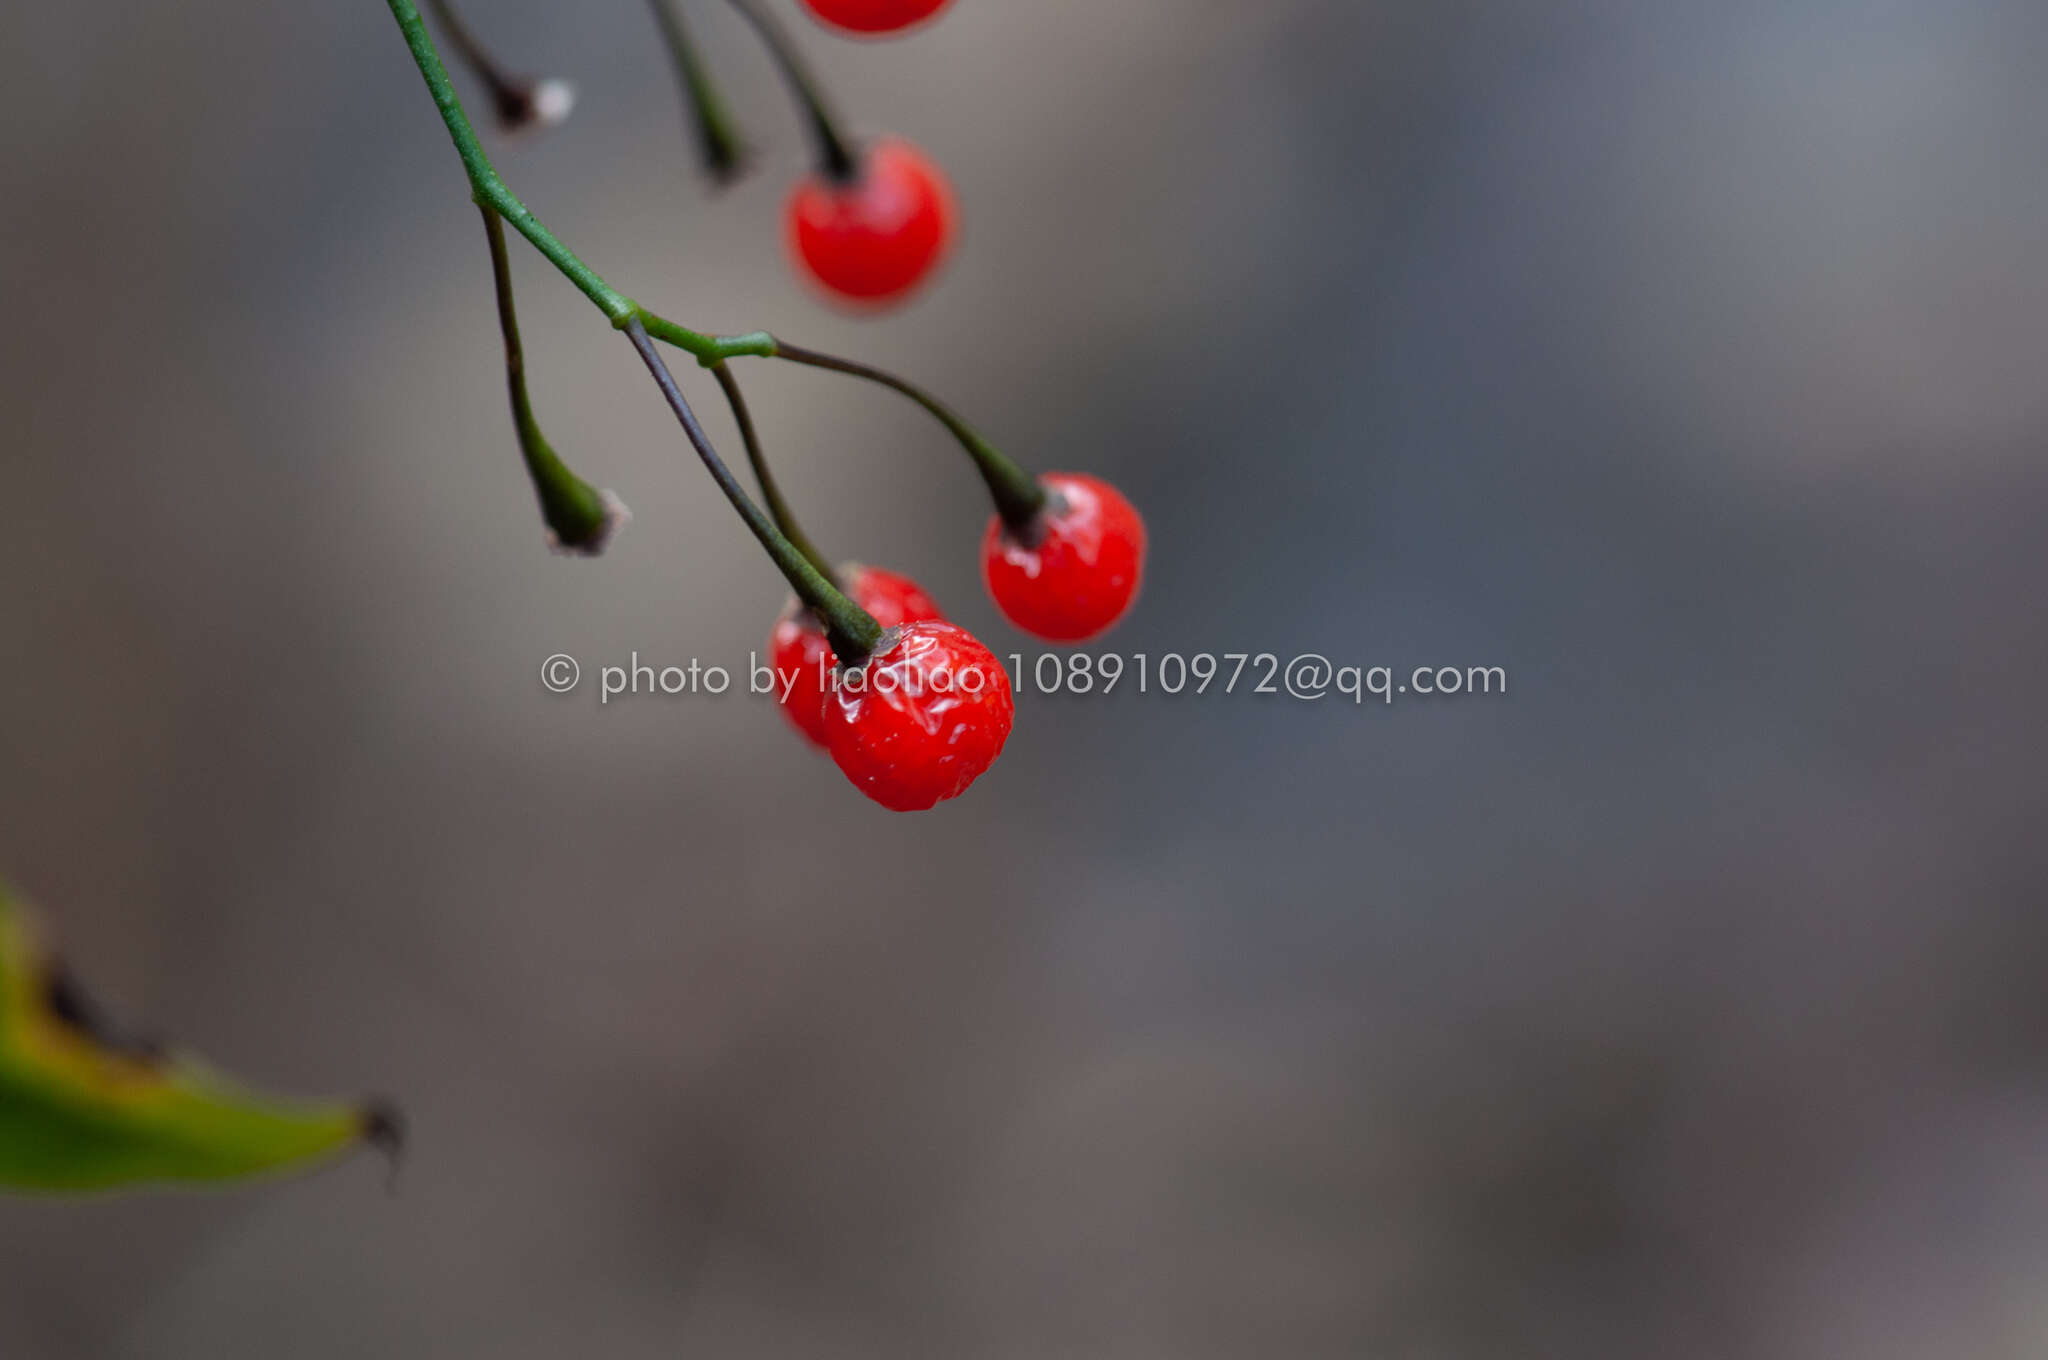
[
  {"left": 822, "top": 620, "right": 1014, "bottom": 812},
  {"left": 798, "top": 0, "right": 952, "bottom": 36},
  {"left": 787, "top": 139, "right": 956, "bottom": 308},
  {"left": 771, "top": 565, "right": 946, "bottom": 749},
  {"left": 982, "top": 472, "right": 1147, "bottom": 643}
]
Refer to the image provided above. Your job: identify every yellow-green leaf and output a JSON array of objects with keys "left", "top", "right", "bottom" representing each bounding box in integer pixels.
[{"left": 0, "top": 883, "right": 399, "bottom": 1192}]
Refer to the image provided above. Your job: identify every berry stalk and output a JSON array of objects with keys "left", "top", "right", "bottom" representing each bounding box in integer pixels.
[
  {"left": 625, "top": 320, "right": 882, "bottom": 663},
  {"left": 647, "top": 0, "right": 750, "bottom": 184},
  {"left": 421, "top": 0, "right": 522, "bottom": 118},
  {"left": 767, "top": 341, "right": 1049, "bottom": 535},
  {"left": 481, "top": 205, "right": 621, "bottom": 553},
  {"left": 724, "top": 0, "right": 861, "bottom": 182},
  {"left": 637, "top": 318, "right": 1048, "bottom": 533},
  {"left": 709, "top": 360, "right": 839, "bottom": 586}
]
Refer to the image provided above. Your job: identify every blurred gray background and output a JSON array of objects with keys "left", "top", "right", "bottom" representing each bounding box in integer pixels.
[{"left": 4, "top": 0, "right": 2047, "bottom": 1355}]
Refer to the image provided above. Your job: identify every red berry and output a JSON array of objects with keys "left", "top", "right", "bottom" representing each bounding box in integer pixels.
[
  {"left": 787, "top": 139, "right": 955, "bottom": 308},
  {"left": 821, "top": 620, "right": 1014, "bottom": 812},
  {"left": 798, "top": 0, "right": 952, "bottom": 36},
  {"left": 982, "top": 472, "right": 1147, "bottom": 643},
  {"left": 771, "top": 565, "right": 946, "bottom": 749}
]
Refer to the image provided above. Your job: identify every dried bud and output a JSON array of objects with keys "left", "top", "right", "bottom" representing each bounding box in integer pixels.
[{"left": 493, "top": 77, "right": 577, "bottom": 135}]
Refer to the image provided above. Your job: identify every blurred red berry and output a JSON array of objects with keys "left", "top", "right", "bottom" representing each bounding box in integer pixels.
[
  {"left": 822, "top": 620, "right": 1013, "bottom": 811},
  {"left": 798, "top": 0, "right": 952, "bottom": 36},
  {"left": 771, "top": 565, "right": 946, "bottom": 749},
  {"left": 982, "top": 472, "right": 1146, "bottom": 642},
  {"left": 787, "top": 139, "right": 955, "bottom": 308}
]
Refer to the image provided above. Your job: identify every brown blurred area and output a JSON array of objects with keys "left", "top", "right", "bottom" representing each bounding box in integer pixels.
[{"left": 4, "top": 0, "right": 2048, "bottom": 1355}]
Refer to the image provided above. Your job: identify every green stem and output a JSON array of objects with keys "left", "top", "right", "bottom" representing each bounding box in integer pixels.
[
  {"left": 388, "top": 0, "right": 635, "bottom": 324},
  {"left": 710, "top": 362, "right": 839, "bottom": 586},
  {"left": 385, "top": 0, "right": 1013, "bottom": 608},
  {"left": 481, "top": 205, "right": 617, "bottom": 552},
  {"left": 768, "top": 340, "right": 1049, "bottom": 535},
  {"left": 724, "top": 0, "right": 860, "bottom": 182},
  {"left": 625, "top": 320, "right": 882, "bottom": 663},
  {"left": 648, "top": 0, "right": 750, "bottom": 184},
  {"left": 639, "top": 313, "right": 778, "bottom": 365}
]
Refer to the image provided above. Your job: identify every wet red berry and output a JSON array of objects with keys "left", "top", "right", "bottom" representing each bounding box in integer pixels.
[
  {"left": 982, "top": 472, "right": 1147, "bottom": 642},
  {"left": 798, "top": 0, "right": 952, "bottom": 36},
  {"left": 771, "top": 565, "right": 946, "bottom": 749},
  {"left": 822, "top": 620, "right": 1014, "bottom": 812},
  {"left": 787, "top": 139, "right": 955, "bottom": 308}
]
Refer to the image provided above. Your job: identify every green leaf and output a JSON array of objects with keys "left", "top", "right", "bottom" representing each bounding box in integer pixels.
[{"left": 0, "top": 884, "right": 399, "bottom": 1193}]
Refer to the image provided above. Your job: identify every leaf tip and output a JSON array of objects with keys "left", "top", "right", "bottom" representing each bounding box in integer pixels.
[{"left": 359, "top": 1098, "right": 408, "bottom": 1194}]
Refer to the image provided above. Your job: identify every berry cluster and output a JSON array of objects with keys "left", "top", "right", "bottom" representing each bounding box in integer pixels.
[
  {"left": 768, "top": 467, "right": 1146, "bottom": 810},
  {"left": 389, "top": 0, "right": 1141, "bottom": 811}
]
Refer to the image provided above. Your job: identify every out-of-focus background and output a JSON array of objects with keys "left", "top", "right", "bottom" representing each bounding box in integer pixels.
[{"left": 3, "top": 0, "right": 2047, "bottom": 1354}]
